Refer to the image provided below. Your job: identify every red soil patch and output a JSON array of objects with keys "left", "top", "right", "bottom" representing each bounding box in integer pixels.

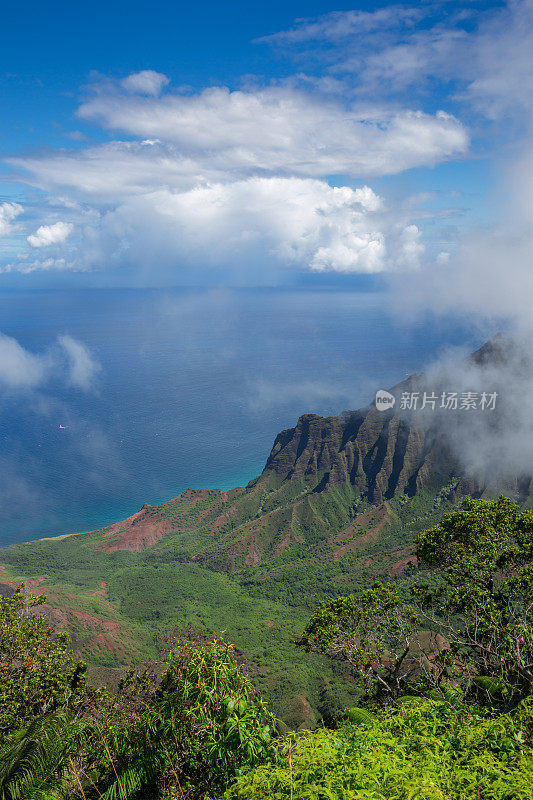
[
  {"left": 245, "top": 535, "right": 261, "bottom": 567},
  {"left": 390, "top": 557, "right": 416, "bottom": 576},
  {"left": 39, "top": 605, "right": 71, "bottom": 630},
  {"left": 98, "top": 505, "right": 172, "bottom": 552},
  {"left": 295, "top": 694, "right": 315, "bottom": 724},
  {"left": 274, "top": 525, "right": 293, "bottom": 556},
  {"left": 332, "top": 503, "right": 391, "bottom": 561},
  {"left": 192, "top": 513, "right": 269, "bottom": 569},
  {"left": 212, "top": 504, "right": 239, "bottom": 532},
  {"left": 22, "top": 576, "right": 48, "bottom": 589},
  {"left": 90, "top": 633, "right": 117, "bottom": 653},
  {"left": 85, "top": 580, "right": 108, "bottom": 597},
  {"left": 70, "top": 610, "right": 122, "bottom": 631}
]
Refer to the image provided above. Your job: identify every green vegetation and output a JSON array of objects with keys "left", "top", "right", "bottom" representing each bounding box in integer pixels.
[
  {"left": 0, "top": 712, "right": 88, "bottom": 800},
  {"left": 298, "top": 497, "right": 533, "bottom": 707},
  {"left": 0, "top": 595, "right": 276, "bottom": 799},
  {"left": 2, "top": 496, "right": 533, "bottom": 798},
  {"left": 297, "top": 581, "right": 420, "bottom": 701},
  {"left": 227, "top": 698, "right": 533, "bottom": 800},
  {"left": 415, "top": 496, "right": 533, "bottom": 701},
  {"left": 0, "top": 483, "right": 456, "bottom": 726},
  {"left": 0, "top": 587, "right": 87, "bottom": 734}
]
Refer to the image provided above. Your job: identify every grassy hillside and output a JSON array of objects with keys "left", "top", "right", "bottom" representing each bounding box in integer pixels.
[{"left": 0, "top": 482, "right": 459, "bottom": 725}]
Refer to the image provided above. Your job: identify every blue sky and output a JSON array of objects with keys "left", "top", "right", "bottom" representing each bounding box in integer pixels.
[{"left": 1, "top": 0, "right": 531, "bottom": 310}]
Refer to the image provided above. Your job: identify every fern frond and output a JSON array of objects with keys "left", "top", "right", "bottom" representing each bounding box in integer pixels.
[{"left": 0, "top": 713, "right": 86, "bottom": 800}]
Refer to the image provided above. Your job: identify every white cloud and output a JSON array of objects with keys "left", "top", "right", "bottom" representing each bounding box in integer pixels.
[
  {"left": 3, "top": 20, "right": 476, "bottom": 282},
  {"left": 58, "top": 334, "right": 101, "bottom": 390},
  {"left": 396, "top": 224, "right": 424, "bottom": 270},
  {"left": 121, "top": 70, "right": 169, "bottom": 96},
  {"left": 71, "top": 177, "right": 426, "bottom": 276},
  {"left": 0, "top": 202, "right": 23, "bottom": 236},
  {"left": 257, "top": 6, "right": 423, "bottom": 46},
  {"left": 0, "top": 334, "right": 47, "bottom": 388},
  {"left": 253, "top": 1, "right": 533, "bottom": 339},
  {"left": 261, "top": 2, "right": 533, "bottom": 121},
  {"left": 74, "top": 85, "right": 467, "bottom": 180},
  {"left": 6, "top": 84, "right": 465, "bottom": 280},
  {"left": 0, "top": 333, "right": 100, "bottom": 391},
  {"left": 9, "top": 90, "right": 468, "bottom": 204},
  {"left": 392, "top": 133, "right": 533, "bottom": 336},
  {"left": 0, "top": 257, "right": 75, "bottom": 275},
  {"left": 10, "top": 141, "right": 205, "bottom": 202},
  {"left": 27, "top": 221, "right": 73, "bottom": 247},
  {"left": 0, "top": 178, "right": 429, "bottom": 277}
]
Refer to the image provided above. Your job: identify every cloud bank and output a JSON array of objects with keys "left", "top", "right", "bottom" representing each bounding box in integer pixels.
[
  {"left": 2, "top": 1, "right": 530, "bottom": 294},
  {"left": 74, "top": 85, "right": 467, "bottom": 179},
  {"left": 63, "top": 178, "right": 423, "bottom": 276},
  {"left": 3, "top": 55, "right": 469, "bottom": 280}
]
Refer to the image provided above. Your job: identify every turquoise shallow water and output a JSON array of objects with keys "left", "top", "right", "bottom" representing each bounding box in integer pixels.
[{"left": 0, "top": 287, "right": 482, "bottom": 546}]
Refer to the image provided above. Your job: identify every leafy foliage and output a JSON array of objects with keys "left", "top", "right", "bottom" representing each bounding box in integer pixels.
[
  {"left": 2, "top": 497, "right": 533, "bottom": 797},
  {"left": 0, "top": 587, "right": 87, "bottom": 734},
  {"left": 226, "top": 697, "right": 533, "bottom": 800},
  {"left": 0, "top": 712, "right": 86, "bottom": 800},
  {"left": 415, "top": 496, "right": 533, "bottom": 700},
  {"left": 82, "top": 637, "right": 277, "bottom": 800},
  {"left": 297, "top": 582, "right": 420, "bottom": 700}
]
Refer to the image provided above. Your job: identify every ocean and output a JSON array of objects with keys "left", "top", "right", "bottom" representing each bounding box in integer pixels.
[{"left": 0, "top": 286, "right": 482, "bottom": 546}]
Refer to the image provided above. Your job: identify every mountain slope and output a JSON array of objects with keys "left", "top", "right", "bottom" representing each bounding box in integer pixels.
[{"left": 0, "top": 336, "right": 520, "bottom": 725}]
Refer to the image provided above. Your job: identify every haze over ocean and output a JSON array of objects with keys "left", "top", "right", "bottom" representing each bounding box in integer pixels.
[{"left": 0, "top": 286, "right": 480, "bottom": 546}]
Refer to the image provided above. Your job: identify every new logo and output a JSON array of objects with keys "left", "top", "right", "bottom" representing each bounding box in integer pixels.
[{"left": 375, "top": 389, "right": 396, "bottom": 411}]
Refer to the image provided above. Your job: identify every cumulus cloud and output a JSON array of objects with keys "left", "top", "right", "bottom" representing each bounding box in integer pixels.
[
  {"left": 0, "top": 202, "right": 23, "bottom": 237},
  {"left": 9, "top": 89, "right": 467, "bottom": 205},
  {"left": 248, "top": 1, "right": 533, "bottom": 333},
  {"left": 27, "top": 221, "right": 73, "bottom": 247},
  {"left": 1, "top": 32, "right": 472, "bottom": 280},
  {"left": 55, "top": 177, "right": 425, "bottom": 276},
  {"left": 0, "top": 333, "right": 100, "bottom": 391},
  {"left": 121, "top": 69, "right": 169, "bottom": 96}
]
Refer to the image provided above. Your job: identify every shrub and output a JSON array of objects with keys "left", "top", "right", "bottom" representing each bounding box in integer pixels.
[
  {"left": 89, "top": 638, "right": 277, "bottom": 800},
  {"left": 225, "top": 697, "right": 533, "bottom": 800},
  {"left": 0, "top": 587, "right": 87, "bottom": 734}
]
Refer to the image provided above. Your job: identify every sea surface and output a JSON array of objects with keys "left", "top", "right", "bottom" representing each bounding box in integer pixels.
[{"left": 0, "top": 287, "right": 483, "bottom": 546}]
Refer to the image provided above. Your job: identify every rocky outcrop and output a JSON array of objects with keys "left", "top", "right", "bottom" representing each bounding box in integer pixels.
[{"left": 258, "top": 399, "right": 461, "bottom": 505}]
